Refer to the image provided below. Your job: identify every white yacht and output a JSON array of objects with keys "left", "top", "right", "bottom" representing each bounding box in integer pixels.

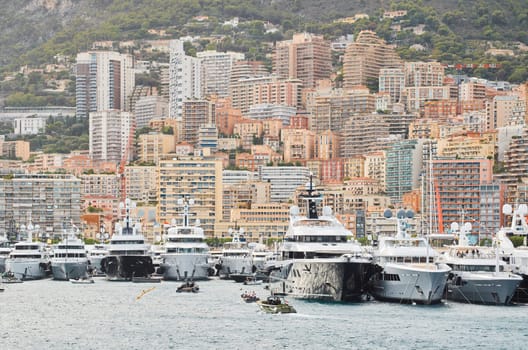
[
  {"left": 5, "top": 224, "right": 51, "bottom": 280},
  {"left": 51, "top": 225, "right": 90, "bottom": 280},
  {"left": 218, "top": 227, "right": 253, "bottom": 280},
  {"left": 439, "top": 222, "right": 522, "bottom": 305},
  {"left": 86, "top": 243, "right": 109, "bottom": 276},
  {"left": 269, "top": 176, "right": 375, "bottom": 302},
  {"left": 0, "top": 236, "right": 13, "bottom": 273},
  {"left": 494, "top": 203, "right": 528, "bottom": 302},
  {"left": 159, "top": 198, "right": 210, "bottom": 281},
  {"left": 100, "top": 199, "right": 155, "bottom": 281},
  {"left": 369, "top": 210, "right": 451, "bottom": 304}
]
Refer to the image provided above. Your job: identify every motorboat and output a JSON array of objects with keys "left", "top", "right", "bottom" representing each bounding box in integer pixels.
[
  {"left": 176, "top": 280, "right": 199, "bottom": 293},
  {"left": 218, "top": 227, "right": 253, "bottom": 279},
  {"left": 5, "top": 223, "right": 51, "bottom": 280},
  {"left": 268, "top": 175, "right": 376, "bottom": 302},
  {"left": 100, "top": 199, "right": 155, "bottom": 281},
  {"left": 368, "top": 209, "right": 451, "bottom": 304},
  {"left": 69, "top": 277, "right": 95, "bottom": 284},
  {"left": 243, "top": 275, "right": 263, "bottom": 285},
  {"left": 241, "top": 290, "right": 259, "bottom": 303},
  {"left": 159, "top": 198, "right": 211, "bottom": 281},
  {"left": 439, "top": 221, "right": 522, "bottom": 305},
  {"left": 51, "top": 225, "right": 90, "bottom": 280},
  {"left": 256, "top": 293, "right": 296, "bottom": 314}
]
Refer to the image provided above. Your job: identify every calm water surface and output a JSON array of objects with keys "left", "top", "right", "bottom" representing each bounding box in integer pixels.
[{"left": 1, "top": 278, "right": 527, "bottom": 350}]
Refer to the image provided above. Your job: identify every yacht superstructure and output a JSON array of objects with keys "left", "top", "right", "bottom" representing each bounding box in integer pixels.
[
  {"left": 100, "top": 199, "right": 155, "bottom": 281},
  {"left": 369, "top": 210, "right": 451, "bottom": 304},
  {"left": 440, "top": 222, "right": 521, "bottom": 305},
  {"left": 51, "top": 225, "right": 90, "bottom": 280},
  {"left": 269, "top": 176, "right": 375, "bottom": 301},
  {"left": 159, "top": 198, "right": 210, "bottom": 281},
  {"left": 5, "top": 223, "right": 50, "bottom": 280}
]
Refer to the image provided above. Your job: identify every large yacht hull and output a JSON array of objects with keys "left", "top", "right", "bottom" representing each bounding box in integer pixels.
[
  {"left": 369, "top": 263, "right": 450, "bottom": 304},
  {"left": 512, "top": 274, "right": 528, "bottom": 303},
  {"left": 159, "top": 254, "right": 210, "bottom": 281},
  {"left": 270, "top": 258, "right": 376, "bottom": 302},
  {"left": 6, "top": 259, "right": 50, "bottom": 280},
  {"left": 218, "top": 257, "right": 253, "bottom": 279},
  {"left": 446, "top": 272, "right": 522, "bottom": 305},
  {"left": 101, "top": 255, "right": 155, "bottom": 281},
  {"left": 51, "top": 260, "right": 90, "bottom": 280}
]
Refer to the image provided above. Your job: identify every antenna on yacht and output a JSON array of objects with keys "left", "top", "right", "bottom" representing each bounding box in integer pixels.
[{"left": 302, "top": 173, "right": 320, "bottom": 220}]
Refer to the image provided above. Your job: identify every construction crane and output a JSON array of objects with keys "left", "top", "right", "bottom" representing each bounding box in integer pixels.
[{"left": 118, "top": 120, "right": 136, "bottom": 203}]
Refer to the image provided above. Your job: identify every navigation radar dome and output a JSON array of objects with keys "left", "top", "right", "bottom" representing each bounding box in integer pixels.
[
  {"left": 322, "top": 206, "right": 332, "bottom": 217},
  {"left": 451, "top": 222, "right": 459, "bottom": 232},
  {"left": 397, "top": 209, "right": 406, "bottom": 219},
  {"left": 290, "top": 206, "right": 300, "bottom": 216},
  {"left": 463, "top": 222, "right": 472, "bottom": 232},
  {"left": 406, "top": 210, "right": 414, "bottom": 219},
  {"left": 177, "top": 198, "right": 184, "bottom": 206},
  {"left": 519, "top": 204, "right": 528, "bottom": 216},
  {"left": 502, "top": 204, "right": 513, "bottom": 215},
  {"left": 383, "top": 209, "right": 393, "bottom": 218}
]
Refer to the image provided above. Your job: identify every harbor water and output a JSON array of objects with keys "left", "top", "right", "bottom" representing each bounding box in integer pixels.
[{"left": 1, "top": 278, "right": 527, "bottom": 350}]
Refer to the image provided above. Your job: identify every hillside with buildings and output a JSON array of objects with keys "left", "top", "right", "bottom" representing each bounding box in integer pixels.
[{"left": 0, "top": 0, "right": 527, "bottom": 246}]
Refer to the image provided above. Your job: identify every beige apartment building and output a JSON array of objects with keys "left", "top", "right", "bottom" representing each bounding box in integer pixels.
[
  {"left": 437, "top": 132, "right": 496, "bottom": 159},
  {"left": 273, "top": 32, "right": 332, "bottom": 89},
  {"left": 281, "top": 128, "right": 316, "bottom": 163},
  {"left": 157, "top": 157, "right": 223, "bottom": 237},
  {"left": 137, "top": 133, "right": 176, "bottom": 165},
  {"left": 343, "top": 30, "right": 402, "bottom": 89},
  {"left": 124, "top": 165, "right": 158, "bottom": 203},
  {"left": 216, "top": 203, "right": 290, "bottom": 242},
  {"left": 233, "top": 119, "right": 263, "bottom": 149}
]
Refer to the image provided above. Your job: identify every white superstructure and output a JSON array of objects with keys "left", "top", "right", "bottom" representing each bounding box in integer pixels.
[
  {"left": 439, "top": 221, "right": 521, "bottom": 305},
  {"left": 159, "top": 198, "right": 210, "bottom": 281},
  {"left": 369, "top": 209, "right": 451, "bottom": 304},
  {"left": 51, "top": 226, "right": 90, "bottom": 281},
  {"left": 218, "top": 227, "right": 253, "bottom": 279},
  {"left": 5, "top": 224, "right": 50, "bottom": 280},
  {"left": 269, "top": 175, "right": 375, "bottom": 301}
]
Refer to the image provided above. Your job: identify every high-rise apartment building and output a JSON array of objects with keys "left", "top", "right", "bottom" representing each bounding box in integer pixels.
[
  {"left": 379, "top": 68, "right": 405, "bottom": 104},
  {"left": 385, "top": 140, "right": 424, "bottom": 205},
  {"left": 431, "top": 158, "right": 493, "bottom": 235},
  {"left": 0, "top": 174, "right": 81, "bottom": 235},
  {"left": 197, "top": 50, "right": 245, "bottom": 98},
  {"left": 404, "top": 61, "right": 445, "bottom": 87},
  {"left": 340, "top": 114, "right": 389, "bottom": 158},
  {"left": 89, "top": 110, "right": 134, "bottom": 163},
  {"left": 258, "top": 166, "right": 311, "bottom": 203},
  {"left": 343, "top": 30, "right": 402, "bottom": 89},
  {"left": 157, "top": 157, "right": 223, "bottom": 237},
  {"left": 273, "top": 33, "right": 332, "bottom": 89},
  {"left": 76, "top": 51, "right": 135, "bottom": 118},
  {"left": 169, "top": 39, "right": 203, "bottom": 120},
  {"left": 181, "top": 99, "right": 215, "bottom": 144},
  {"left": 134, "top": 95, "right": 169, "bottom": 129}
]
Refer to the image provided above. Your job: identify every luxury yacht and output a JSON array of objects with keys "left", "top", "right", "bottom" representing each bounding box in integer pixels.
[
  {"left": 0, "top": 236, "right": 13, "bottom": 273},
  {"left": 100, "top": 199, "right": 155, "bottom": 281},
  {"left": 369, "top": 210, "right": 451, "bottom": 304},
  {"left": 218, "top": 227, "right": 253, "bottom": 280},
  {"left": 158, "top": 198, "right": 211, "bottom": 281},
  {"left": 494, "top": 203, "right": 528, "bottom": 302},
  {"left": 5, "top": 224, "right": 51, "bottom": 280},
  {"left": 439, "top": 221, "right": 521, "bottom": 305},
  {"left": 50, "top": 226, "right": 90, "bottom": 280},
  {"left": 268, "top": 176, "right": 375, "bottom": 302},
  {"left": 86, "top": 243, "right": 108, "bottom": 276}
]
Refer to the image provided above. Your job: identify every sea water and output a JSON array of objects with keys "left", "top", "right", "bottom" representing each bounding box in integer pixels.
[{"left": 1, "top": 278, "right": 527, "bottom": 350}]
